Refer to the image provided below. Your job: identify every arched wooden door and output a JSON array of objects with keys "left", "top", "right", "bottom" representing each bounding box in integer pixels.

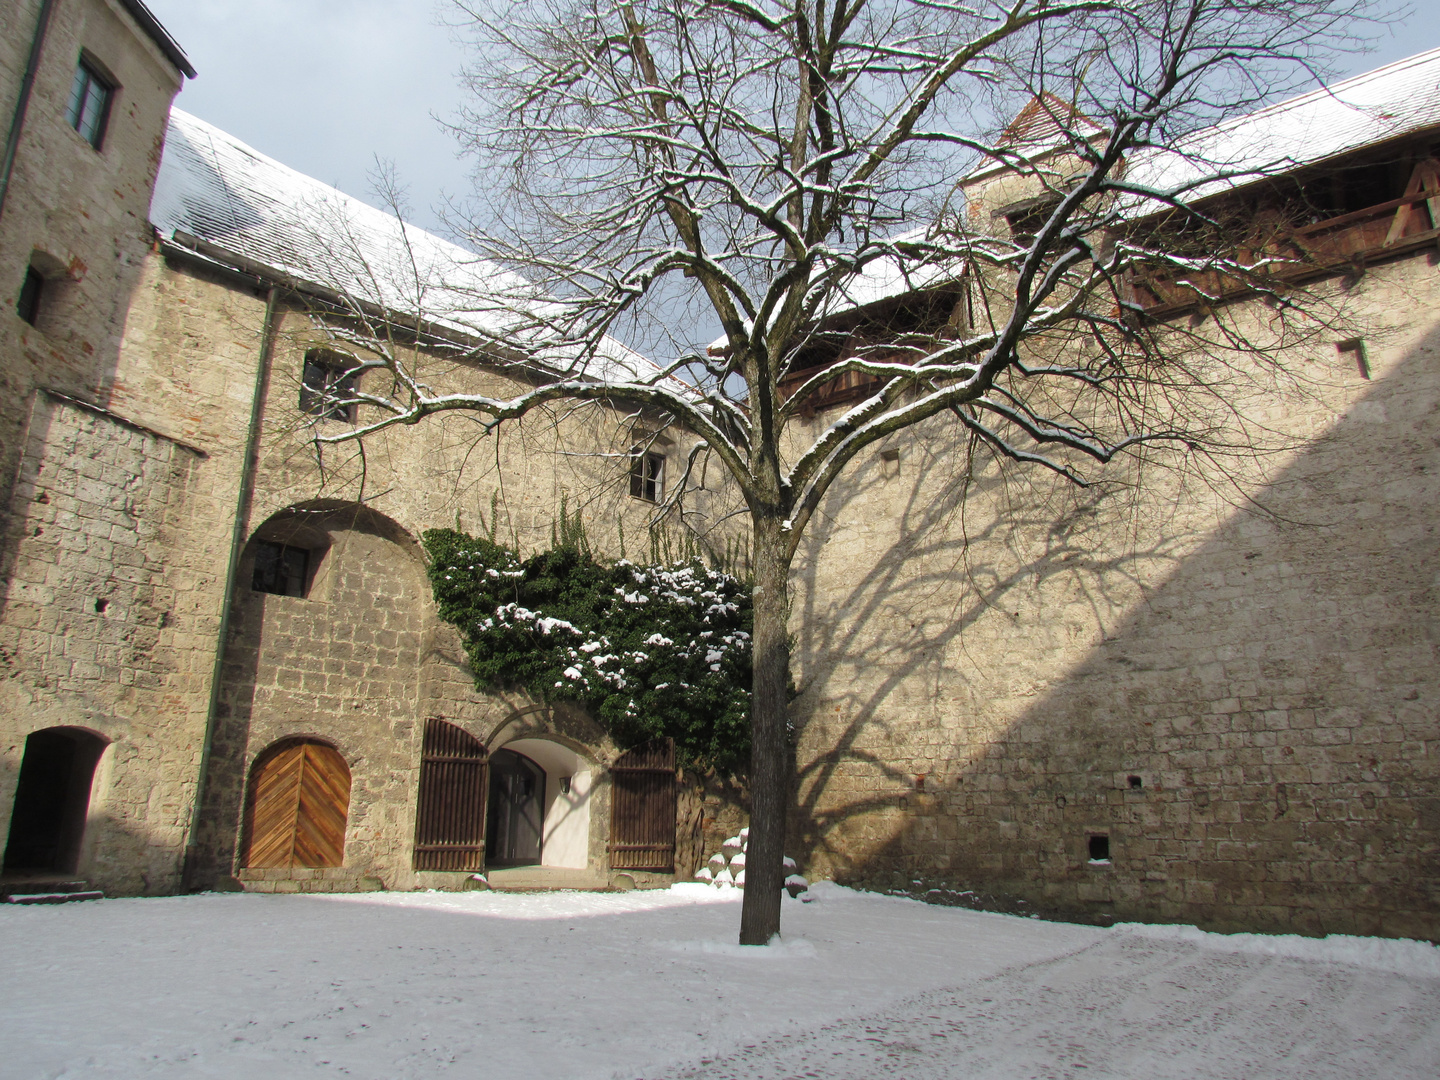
[{"left": 241, "top": 739, "right": 350, "bottom": 868}]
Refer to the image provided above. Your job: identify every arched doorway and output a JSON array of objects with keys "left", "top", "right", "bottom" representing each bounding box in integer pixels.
[
  {"left": 3, "top": 727, "right": 107, "bottom": 875},
  {"left": 241, "top": 739, "right": 350, "bottom": 868},
  {"left": 486, "top": 749, "right": 545, "bottom": 866}
]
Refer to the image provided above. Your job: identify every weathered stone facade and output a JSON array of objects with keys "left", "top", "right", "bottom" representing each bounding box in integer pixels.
[
  {"left": 0, "top": 0, "right": 1434, "bottom": 941},
  {"left": 784, "top": 139, "right": 1440, "bottom": 940}
]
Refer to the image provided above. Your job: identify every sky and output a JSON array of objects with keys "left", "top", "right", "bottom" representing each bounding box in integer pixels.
[{"left": 142, "top": 1, "right": 1440, "bottom": 245}]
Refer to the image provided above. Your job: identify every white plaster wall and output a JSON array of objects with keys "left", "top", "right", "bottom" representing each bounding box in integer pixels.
[{"left": 503, "top": 738, "right": 592, "bottom": 869}]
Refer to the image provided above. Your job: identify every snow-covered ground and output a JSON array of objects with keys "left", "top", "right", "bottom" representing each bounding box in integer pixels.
[{"left": 2, "top": 883, "right": 1437, "bottom": 1079}]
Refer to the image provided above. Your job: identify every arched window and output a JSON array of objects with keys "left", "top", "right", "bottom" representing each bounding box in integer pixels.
[
  {"left": 241, "top": 739, "right": 350, "bottom": 868},
  {"left": 3, "top": 727, "right": 107, "bottom": 875},
  {"left": 412, "top": 719, "right": 488, "bottom": 871}
]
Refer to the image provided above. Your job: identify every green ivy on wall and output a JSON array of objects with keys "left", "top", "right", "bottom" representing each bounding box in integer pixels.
[{"left": 422, "top": 528, "right": 753, "bottom": 773}]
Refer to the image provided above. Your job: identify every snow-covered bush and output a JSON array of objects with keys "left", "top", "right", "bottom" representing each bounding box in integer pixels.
[{"left": 423, "top": 529, "right": 752, "bottom": 772}]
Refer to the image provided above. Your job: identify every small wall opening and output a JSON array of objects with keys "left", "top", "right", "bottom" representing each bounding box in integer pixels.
[
  {"left": 1087, "top": 834, "right": 1111, "bottom": 863},
  {"left": 3, "top": 727, "right": 107, "bottom": 875}
]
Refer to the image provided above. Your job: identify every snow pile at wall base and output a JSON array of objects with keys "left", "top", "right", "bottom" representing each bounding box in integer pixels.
[{"left": 1116, "top": 921, "right": 1440, "bottom": 978}]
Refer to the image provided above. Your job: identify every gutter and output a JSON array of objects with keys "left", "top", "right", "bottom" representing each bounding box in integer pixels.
[
  {"left": 180, "top": 283, "right": 280, "bottom": 890},
  {"left": 0, "top": 0, "right": 55, "bottom": 222},
  {"left": 117, "top": 0, "right": 196, "bottom": 79}
]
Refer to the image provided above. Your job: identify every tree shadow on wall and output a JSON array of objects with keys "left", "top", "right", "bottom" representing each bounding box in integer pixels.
[{"left": 788, "top": 322, "right": 1440, "bottom": 941}]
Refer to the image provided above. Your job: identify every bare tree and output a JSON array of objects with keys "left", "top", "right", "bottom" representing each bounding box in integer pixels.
[{"left": 308, "top": 0, "right": 1380, "bottom": 943}]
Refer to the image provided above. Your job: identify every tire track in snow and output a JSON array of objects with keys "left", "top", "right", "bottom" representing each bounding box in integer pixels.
[{"left": 648, "top": 935, "right": 1440, "bottom": 1079}]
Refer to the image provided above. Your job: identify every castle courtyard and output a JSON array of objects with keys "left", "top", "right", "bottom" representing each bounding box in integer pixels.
[{"left": 2, "top": 885, "right": 1436, "bottom": 1079}]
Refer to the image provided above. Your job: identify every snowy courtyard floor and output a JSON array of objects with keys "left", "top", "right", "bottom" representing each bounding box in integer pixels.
[{"left": 2, "top": 883, "right": 1438, "bottom": 1079}]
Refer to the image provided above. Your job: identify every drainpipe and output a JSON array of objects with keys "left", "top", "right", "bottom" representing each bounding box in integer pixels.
[
  {"left": 181, "top": 284, "right": 280, "bottom": 890},
  {"left": 0, "top": 0, "right": 56, "bottom": 222}
]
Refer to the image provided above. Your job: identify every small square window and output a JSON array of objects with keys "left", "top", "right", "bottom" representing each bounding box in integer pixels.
[
  {"left": 16, "top": 266, "right": 43, "bottom": 326},
  {"left": 629, "top": 450, "right": 664, "bottom": 502},
  {"left": 300, "top": 351, "right": 360, "bottom": 422},
  {"left": 252, "top": 541, "right": 309, "bottom": 597},
  {"left": 67, "top": 57, "right": 114, "bottom": 150},
  {"left": 1087, "top": 834, "right": 1111, "bottom": 863},
  {"left": 1003, "top": 202, "right": 1057, "bottom": 246},
  {"left": 1337, "top": 338, "right": 1370, "bottom": 379}
]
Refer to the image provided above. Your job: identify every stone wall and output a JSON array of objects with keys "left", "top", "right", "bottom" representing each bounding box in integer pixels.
[
  {"left": 786, "top": 256, "right": 1440, "bottom": 939},
  {"left": 0, "top": 0, "right": 186, "bottom": 526},
  {"left": 0, "top": 394, "right": 211, "bottom": 894}
]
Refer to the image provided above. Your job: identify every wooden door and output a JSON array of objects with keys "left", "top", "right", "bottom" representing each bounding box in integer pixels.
[
  {"left": 609, "top": 740, "right": 676, "bottom": 872},
  {"left": 412, "top": 719, "right": 488, "bottom": 871},
  {"left": 485, "top": 750, "right": 545, "bottom": 866},
  {"left": 241, "top": 739, "right": 350, "bottom": 868}
]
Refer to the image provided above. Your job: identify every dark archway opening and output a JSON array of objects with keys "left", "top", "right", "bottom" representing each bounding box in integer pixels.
[
  {"left": 3, "top": 727, "right": 107, "bottom": 875},
  {"left": 486, "top": 749, "right": 544, "bottom": 866}
]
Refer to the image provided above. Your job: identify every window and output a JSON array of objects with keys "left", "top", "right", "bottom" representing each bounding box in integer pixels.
[
  {"left": 1087, "top": 834, "right": 1111, "bottom": 863},
  {"left": 66, "top": 56, "right": 114, "bottom": 150},
  {"left": 299, "top": 351, "right": 359, "bottom": 422},
  {"left": 996, "top": 198, "right": 1058, "bottom": 246},
  {"left": 1337, "top": 338, "right": 1370, "bottom": 379},
  {"left": 629, "top": 450, "right": 664, "bottom": 502},
  {"left": 252, "top": 541, "right": 309, "bottom": 597},
  {"left": 16, "top": 266, "right": 43, "bottom": 325}
]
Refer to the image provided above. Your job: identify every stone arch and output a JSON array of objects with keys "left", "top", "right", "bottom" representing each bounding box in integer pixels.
[
  {"left": 482, "top": 706, "right": 611, "bottom": 873},
  {"left": 190, "top": 499, "right": 433, "bottom": 891},
  {"left": 240, "top": 500, "right": 427, "bottom": 603},
  {"left": 2, "top": 726, "right": 109, "bottom": 876},
  {"left": 484, "top": 702, "right": 611, "bottom": 762}
]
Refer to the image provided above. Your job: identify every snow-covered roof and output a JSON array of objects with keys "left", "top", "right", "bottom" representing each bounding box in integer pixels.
[
  {"left": 150, "top": 109, "right": 658, "bottom": 383},
  {"left": 1126, "top": 47, "right": 1440, "bottom": 200},
  {"left": 754, "top": 47, "right": 1440, "bottom": 343}
]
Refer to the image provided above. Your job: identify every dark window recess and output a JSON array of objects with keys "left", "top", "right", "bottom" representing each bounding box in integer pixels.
[
  {"left": 16, "top": 266, "right": 43, "bottom": 325},
  {"left": 1005, "top": 203, "right": 1057, "bottom": 246},
  {"left": 630, "top": 450, "right": 664, "bottom": 502},
  {"left": 1127, "top": 775, "right": 1143, "bottom": 789},
  {"left": 299, "top": 354, "right": 360, "bottom": 421},
  {"left": 252, "top": 541, "right": 309, "bottom": 597},
  {"left": 1088, "top": 834, "right": 1111, "bottom": 862},
  {"left": 1338, "top": 338, "right": 1370, "bottom": 379},
  {"left": 66, "top": 57, "right": 113, "bottom": 149}
]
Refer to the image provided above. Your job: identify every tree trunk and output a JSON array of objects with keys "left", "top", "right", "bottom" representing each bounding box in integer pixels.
[{"left": 739, "top": 512, "right": 792, "bottom": 945}]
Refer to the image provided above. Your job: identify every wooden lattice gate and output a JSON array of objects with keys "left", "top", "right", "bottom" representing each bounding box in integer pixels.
[
  {"left": 412, "top": 718, "right": 488, "bottom": 871},
  {"left": 609, "top": 740, "right": 676, "bottom": 872}
]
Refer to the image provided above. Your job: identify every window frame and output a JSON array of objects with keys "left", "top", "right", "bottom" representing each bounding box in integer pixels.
[
  {"left": 629, "top": 449, "right": 665, "bottom": 503},
  {"left": 299, "top": 350, "right": 361, "bottom": 423},
  {"left": 66, "top": 54, "right": 115, "bottom": 151},
  {"left": 251, "top": 540, "right": 311, "bottom": 598}
]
